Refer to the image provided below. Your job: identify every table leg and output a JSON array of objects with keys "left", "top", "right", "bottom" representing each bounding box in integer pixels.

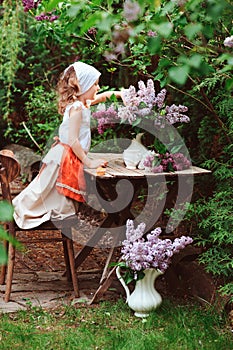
[
  {"left": 74, "top": 213, "right": 115, "bottom": 268},
  {"left": 77, "top": 177, "right": 140, "bottom": 301}
]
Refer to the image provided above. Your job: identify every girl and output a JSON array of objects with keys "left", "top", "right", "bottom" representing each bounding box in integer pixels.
[{"left": 13, "top": 61, "right": 123, "bottom": 229}]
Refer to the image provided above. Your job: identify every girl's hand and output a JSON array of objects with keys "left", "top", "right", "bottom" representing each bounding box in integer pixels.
[
  {"left": 51, "top": 136, "right": 60, "bottom": 147},
  {"left": 84, "top": 157, "right": 108, "bottom": 169}
]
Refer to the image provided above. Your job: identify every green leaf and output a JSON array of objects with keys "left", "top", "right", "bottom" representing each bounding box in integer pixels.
[
  {"left": 184, "top": 23, "right": 203, "bottom": 39},
  {"left": 124, "top": 270, "right": 135, "bottom": 284},
  {"left": 158, "top": 58, "right": 171, "bottom": 68},
  {"left": 132, "top": 118, "right": 142, "bottom": 127},
  {"left": 225, "top": 78, "right": 233, "bottom": 91},
  {"left": 0, "top": 201, "right": 13, "bottom": 221},
  {"left": 67, "top": 4, "right": 84, "bottom": 18},
  {"left": 0, "top": 243, "right": 7, "bottom": 264},
  {"left": 79, "top": 12, "right": 104, "bottom": 34},
  {"left": 219, "top": 65, "right": 233, "bottom": 73},
  {"left": 177, "top": 54, "right": 202, "bottom": 69},
  {"left": 199, "top": 61, "right": 215, "bottom": 75},
  {"left": 189, "top": 54, "right": 203, "bottom": 69},
  {"left": 202, "top": 25, "right": 214, "bottom": 39},
  {"left": 147, "top": 36, "right": 162, "bottom": 54},
  {"left": 136, "top": 270, "right": 145, "bottom": 281},
  {"left": 170, "top": 145, "right": 183, "bottom": 153},
  {"left": 217, "top": 53, "right": 233, "bottom": 64},
  {"left": 0, "top": 226, "right": 22, "bottom": 249},
  {"left": 108, "top": 261, "right": 126, "bottom": 268},
  {"left": 154, "top": 22, "right": 173, "bottom": 38},
  {"left": 44, "top": 0, "right": 61, "bottom": 12},
  {"left": 168, "top": 65, "right": 190, "bottom": 85}
]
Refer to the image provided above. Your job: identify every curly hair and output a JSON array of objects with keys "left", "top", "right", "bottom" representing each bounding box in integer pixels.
[{"left": 57, "top": 66, "right": 81, "bottom": 115}]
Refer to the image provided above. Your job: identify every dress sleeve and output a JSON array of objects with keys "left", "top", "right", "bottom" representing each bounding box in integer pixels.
[
  {"left": 65, "top": 101, "right": 84, "bottom": 117},
  {"left": 72, "top": 101, "right": 84, "bottom": 111}
]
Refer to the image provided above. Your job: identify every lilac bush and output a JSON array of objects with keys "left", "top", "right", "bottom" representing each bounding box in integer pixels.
[
  {"left": 120, "top": 220, "right": 193, "bottom": 281},
  {"left": 35, "top": 13, "right": 59, "bottom": 22},
  {"left": 22, "top": 0, "right": 40, "bottom": 12},
  {"left": 22, "top": 1, "right": 59, "bottom": 22}
]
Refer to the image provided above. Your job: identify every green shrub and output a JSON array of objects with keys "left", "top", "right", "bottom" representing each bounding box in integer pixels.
[{"left": 4, "top": 85, "right": 61, "bottom": 152}]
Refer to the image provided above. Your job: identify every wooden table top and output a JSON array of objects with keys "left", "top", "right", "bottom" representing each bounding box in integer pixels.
[{"left": 84, "top": 153, "right": 211, "bottom": 179}]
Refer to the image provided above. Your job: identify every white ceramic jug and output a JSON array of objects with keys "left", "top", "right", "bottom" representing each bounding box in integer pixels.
[
  {"left": 123, "top": 133, "right": 148, "bottom": 169},
  {"left": 116, "top": 266, "right": 163, "bottom": 318}
]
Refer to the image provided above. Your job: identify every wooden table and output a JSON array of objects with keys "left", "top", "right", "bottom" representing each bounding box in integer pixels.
[{"left": 74, "top": 153, "right": 211, "bottom": 303}]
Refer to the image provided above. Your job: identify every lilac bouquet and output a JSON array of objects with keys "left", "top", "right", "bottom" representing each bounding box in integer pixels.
[
  {"left": 92, "top": 79, "right": 191, "bottom": 172},
  {"left": 119, "top": 79, "right": 190, "bottom": 127},
  {"left": 118, "top": 220, "right": 193, "bottom": 283},
  {"left": 91, "top": 104, "right": 119, "bottom": 134},
  {"left": 92, "top": 79, "right": 190, "bottom": 133},
  {"left": 143, "top": 151, "right": 191, "bottom": 173}
]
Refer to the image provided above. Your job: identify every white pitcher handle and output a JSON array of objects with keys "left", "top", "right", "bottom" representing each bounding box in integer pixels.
[{"left": 116, "top": 266, "right": 131, "bottom": 301}]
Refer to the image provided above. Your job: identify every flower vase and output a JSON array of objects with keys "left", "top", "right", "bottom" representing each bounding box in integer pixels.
[
  {"left": 116, "top": 267, "right": 163, "bottom": 318},
  {"left": 123, "top": 133, "right": 148, "bottom": 169}
]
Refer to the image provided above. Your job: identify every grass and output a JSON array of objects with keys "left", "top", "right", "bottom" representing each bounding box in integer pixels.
[{"left": 0, "top": 298, "right": 232, "bottom": 350}]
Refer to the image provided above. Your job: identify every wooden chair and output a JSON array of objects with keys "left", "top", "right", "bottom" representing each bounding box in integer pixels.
[{"left": 0, "top": 150, "right": 79, "bottom": 302}]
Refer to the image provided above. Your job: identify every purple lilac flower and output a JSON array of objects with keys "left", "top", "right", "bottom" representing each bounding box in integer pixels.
[
  {"left": 22, "top": 0, "right": 59, "bottom": 22},
  {"left": 121, "top": 220, "right": 193, "bottom": 274},
  {"left": 94, "top": 79, "right": 189, "bottom": 134},
  {"left": 165, "top": 104, "right": 190, "bottom": 124},
  {"left": 35, "top": 11, "right": 59, "bottom": 21},
  {"left": 114, "top": 42, "right": 126, "bottom": 55},
  {"left": 122, "top": 86, "right": 139, "bottom": 106},
  {"left": 143, "top": 152, "right": 191, "bottom": 172},
  {"left": 118, "top": 105, "right": 137, "bottom": 124},
  {"left": 147, "top": 30, "right": 157, "bottom": 37},
  {"left": 123, "top": 0, "right": 141, "bottom": 22},
  {"left": 88, "top": 27, "right": 97, "bottom": 35},
  {"left": 151, "top": 165, "right": 163, "bottom": 173},
  {"left": 224, "top": 36, "right": 233, "bottom": 48},
  {"left": 92, "top": 105, "right": 119, "bottom": 134},
  {"left": 136, "top": 107, "right": 152, "bottom": 117},
  {"left": 125, "top": 220, "right": 146, "bottom": 242},
  {"left": 143, "top": 153, "right": 155, "bottom": 168},
  {"left": 22, "top": 0, "right": 40, "bottom": 12},
  {"left": 120, "top": 79, "right": 190, "bottom": 128},
  {"left": 103, "top": 52, "right": 118, "bottom": 62},
  {"left": 172, "top": 153, "right": 191, "bottom": 171},
  {"left": 154, "top": 88, "right": 167, "bottom": 109},
  {"left": 121, "top": 80, "right": 189, "bottom": 127},
  {"left": 49, "top": 15, "right": 59, "bottom": 22},
  {"left": 154, "top": 115, "right": 166, "bottom": 128},
  {"left": 137, "top": 79, "right": 156, "bottom": 108},
  {"left": 147, "top": 227, "right": 162, "bottom": 240}
]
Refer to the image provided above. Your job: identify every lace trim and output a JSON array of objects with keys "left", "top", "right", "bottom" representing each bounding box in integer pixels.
[{"left": 56, "top": 182, "right": 86, "bottom": 196}]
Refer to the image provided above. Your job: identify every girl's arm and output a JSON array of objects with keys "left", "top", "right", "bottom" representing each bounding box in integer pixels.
[
  {"left": 68, "top": 107, "right": 86, "bottom": 162},
  {"left": 91, "top": 90, "right": 122, "bottom": 105},
  {"left": 68, "top": 107, "right": 107, "bottom": 168}
]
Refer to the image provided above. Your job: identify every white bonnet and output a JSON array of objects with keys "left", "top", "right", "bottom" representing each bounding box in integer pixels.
[{"left": 64, "top": 61, "right": 101, "bottom": 96}]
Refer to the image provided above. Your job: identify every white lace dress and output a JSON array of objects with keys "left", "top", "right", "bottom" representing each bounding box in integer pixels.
[{"left": 13, "top": 101, "right": 91, "bottom": 229}]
